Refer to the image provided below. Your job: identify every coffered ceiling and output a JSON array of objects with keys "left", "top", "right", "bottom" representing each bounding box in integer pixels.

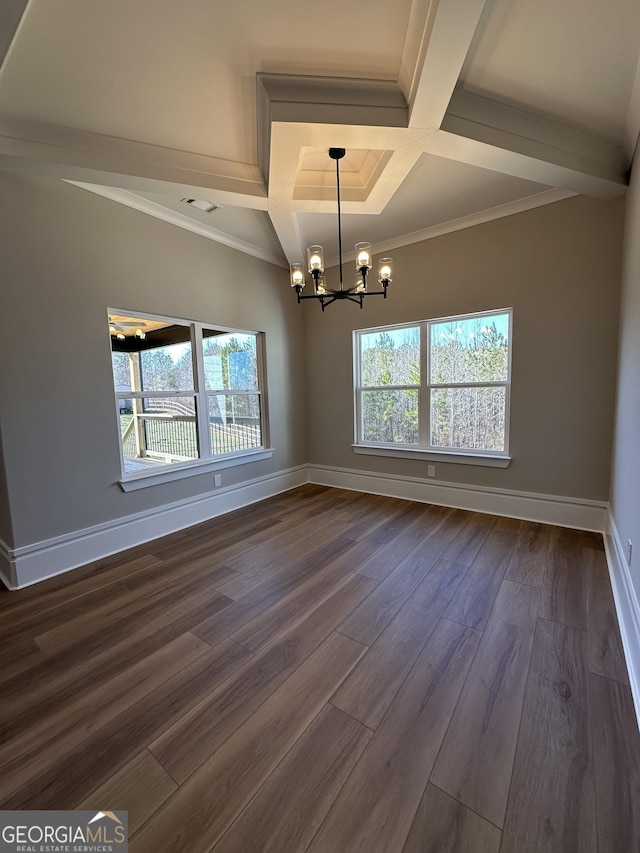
[{"left": 1, "top": 0, "right": 639, "bottom": 271}]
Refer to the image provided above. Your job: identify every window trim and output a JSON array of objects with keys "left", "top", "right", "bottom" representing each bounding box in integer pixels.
[
  {"left": 109, "top": 309, "right": 271, "bottom": 487},
  {"left": 353, "top": 309, "right": 512, "bottom": 466}
]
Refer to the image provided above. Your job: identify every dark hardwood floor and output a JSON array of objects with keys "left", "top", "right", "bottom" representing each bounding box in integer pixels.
[{"left": 1, "top": 485, "right": 638, "bottom": 852}]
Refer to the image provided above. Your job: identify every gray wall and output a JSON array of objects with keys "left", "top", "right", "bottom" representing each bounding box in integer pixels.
[
  {"left": 0, "top": 171, "right": 306, "bottom": 548},
  {"left": 304, "top": 195, "right": 623, "bottom": 501},
  {"left": 0, "top": 424, "right": 13, "bottom": 546},
  {"left": 610, "top": 160, "right": 640, "bottom": 602}
]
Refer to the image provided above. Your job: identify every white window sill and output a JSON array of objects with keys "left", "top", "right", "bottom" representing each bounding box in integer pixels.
[
  {"left": 352, "top": 444, "right": 511, "bottom": 468},
  {"left": 118, "top": 448, "right": 274, "bottom": 492}
]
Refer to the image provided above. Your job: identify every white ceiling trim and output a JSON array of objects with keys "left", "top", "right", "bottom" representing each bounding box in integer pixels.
[
  {"left": 348, "top": 187, "right": 577, "bottom": 261},
  {"left": 65, "top": 182, "right": 287, "bottom": 268},
  {"left": 0, "top": 118, "right": 268, "bottom": 207},
  {"left": 406, "top": 0, "right": 487, "bottom": 129}
]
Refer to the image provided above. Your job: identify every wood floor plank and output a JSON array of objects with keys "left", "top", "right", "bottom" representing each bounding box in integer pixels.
[
  {"left": 191, "top": 536, "right": 360, "bottom": 648},
  {"left": 34, "top": 565, "right": 232, "bottom": 654},
  {"left": 331, "top": 558, "right": 467, "bottom": 728},
  {"left": 355, "top": 505, "right": 452, "bottom": 581},
  {"left": 362, "top": 499, "right": 431, "bottom": 544},
  {"left": 0, "top": 632, "right": 211, "bottom": 801},
  {"left": 431, "top": 580, "right": 540, "bottom": 828},
  {"left": 231, "top": 538, "right": 379, "bottom": 652},
  {"left": 539, "top": 527, "right": 588, "bottom": 630},
  {"left": 76, "top": 749, "right": 178, "bottom": 835},
  {"left": 117, "top": 557, "right": 238, "bottom": 595},
  {"left": 212, "top": 704, "right": 372, "bottom": 853},
  {"left": 306, "top": 618, "right": 480, "bottom": 853},
  {"left": 0, "top": 554, "right": 163, "bottom": 631},
  {"left": 343, "top": 495, "right": 416, "bottom": 541},
  {"left": 494, "top": 516, "right": 523, "bottom": 533},
  {"left": 354, "top": 528, "right": 432, "bottom": 582},
  {"left": 0, "top": 582, "right": 232, "bottom": 738},
  {"left": 444, "top": 529, "right": 517, "bottom": 630},
  {"left": 402, "top": 784, "right": 502, "bottom": 853},
  {"left": 130, "top": 632, "right": 367, "bottom": 853},
  {"left": 504, "top": 521, "right": 550, "bottom": 587},
  {"left": 443, "top": 511, "right": 498, "bottom": 565},
  {"left": 0, "top": 637, "right": 45, "bottom": 686},
  {"left": 583, "top": 548, "right": 629, "bottom": 684},
  {"left": 0, "top": 582, "right": 132, "bottom": 647},
  {"left": 589, "top": 673, "right": 640, "bottom": 852},
  {"left": 219, "top": 495, "right": 349, "bottom": 569},
  {"left": 149, "top": 573, "right": 377, "bottom": 784},
  {"left": 425, "top": 507, "right": 473, "bottom": 540},
  {"left": 338, "top": 535, "right": 449, "bottom": 645},
  {"left": 1, "top": 638, "right": 253, "bottom": 809},
  {"left": 500, "top": 618, "right": 596, "bottom": 853},
  {"left": 217, "top": 516, "right": 352, "bottom": 598}
]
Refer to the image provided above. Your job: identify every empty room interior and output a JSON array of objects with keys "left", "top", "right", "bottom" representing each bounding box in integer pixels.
[{"left": 1, "top": 0, "right": 640, "bottom": 851}]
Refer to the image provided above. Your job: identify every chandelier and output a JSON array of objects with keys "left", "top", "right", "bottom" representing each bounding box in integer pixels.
[{"left": 290, "top": 148, "right": 393, "bottom": 310}]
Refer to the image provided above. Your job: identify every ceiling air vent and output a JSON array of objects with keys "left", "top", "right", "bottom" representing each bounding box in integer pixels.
[{"left": 181, "top": 198, "right": 221, "bottom": 214}]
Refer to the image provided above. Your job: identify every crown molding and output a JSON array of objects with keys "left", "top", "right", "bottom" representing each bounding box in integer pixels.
[{"left": 323, "top": 188, "right": 576, "bottom": 266}]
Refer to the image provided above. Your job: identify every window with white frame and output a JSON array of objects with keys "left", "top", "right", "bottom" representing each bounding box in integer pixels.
[
  {"left": 354, "top": 309, "right": 511, "bottom": 460},
  {"left": 109, "top": 311, "right": 268, "bottom": 480}
]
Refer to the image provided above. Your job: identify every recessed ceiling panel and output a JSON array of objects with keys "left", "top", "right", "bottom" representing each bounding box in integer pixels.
[
  {"left": 295, "top": 153, "right": 552, "bottom": 259},
  {"left": 0, "top": 0, "right": 413, "bottom": 164},
  {"left": 460, "top": 0, "right": 640, "bottom": 143}
]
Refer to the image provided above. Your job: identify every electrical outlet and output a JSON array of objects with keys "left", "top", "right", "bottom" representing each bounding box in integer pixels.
[
  {"left": 427, "top": 464, "right": 436, "bottom": 478},
  {"left": 627, "top": 540, "right": 633, "bottom": 566},
  {"left": 214, "top": 474, "right": 222, "bottom": 487}
]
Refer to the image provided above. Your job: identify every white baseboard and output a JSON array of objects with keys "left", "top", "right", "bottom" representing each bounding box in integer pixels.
[
  {"left": 307, "top": 464, "right": 608, "bottom": 532},
  {"left": 605, "top": 511, "right": 640, "bottom": 729},
  {"left": 0, "top": 537, "right": 15, "bottom": 589},
  {"left": 1, "top": 463, "right": 610, "bottom": 591},
  {"left": 2, "top": 465, "right": 309, "bottom": 590}
]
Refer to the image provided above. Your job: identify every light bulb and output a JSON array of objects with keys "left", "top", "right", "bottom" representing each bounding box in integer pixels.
[
  {"left": 379, "top": 258, "right": 393, "bottom": 282},
  {"left": 117, "top": 333, "right": 125, "bottom": 341},
  {"left": 109, "top": 325, "right": 117, "bottom": 335},
  {"left": 290, "top": 264, "right": 305, "bottom": 288},
  {"left": 355, "top": 242, "right": 372, "bottom": 270},
  {"left": 307, "top": 246, "right": 324, "bottom": 274}
]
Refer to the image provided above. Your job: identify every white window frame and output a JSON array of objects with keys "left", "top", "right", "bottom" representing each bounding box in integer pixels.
[
  {"left": 353, "top": 309, "right": 512, "bottom": 468},
  {"left": 108, "top": 309, "right": 272, "bottom": 491}
]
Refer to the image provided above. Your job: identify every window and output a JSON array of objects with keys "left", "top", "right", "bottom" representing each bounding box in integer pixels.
[
  {"left": 109, "top": 311, "right": 270, "bottom": 486},
  {"left": 354, "top": 309, "right": 511, "bottom": 465}
]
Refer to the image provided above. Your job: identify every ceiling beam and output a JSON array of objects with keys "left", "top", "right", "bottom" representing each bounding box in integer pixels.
[
  {"left": 0, "top": 118, "right": 269, "bottom": 208},
  {"left": 404, "top": 0, "right": 487, "bottom": 129},
  {"left": 432, "top": 90, "right": 628, "bottom": 197}
]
